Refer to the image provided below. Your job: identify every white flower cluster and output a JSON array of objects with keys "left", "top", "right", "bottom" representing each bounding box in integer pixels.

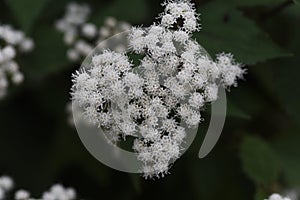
[
  {"left": 55, "top": 2, "right": 131, "bottom": 62},
  {"left": 0, "top": 175, "right": 77, "bottom": 200},
  {"left": 266, "top": 193, "right": 292, "bottom": 200},
  {"left": 71, "top": 0, "right": 245, "bottom": 178},
  {"left": 0, "top": 24, "right": 34, "bottom": 99}
]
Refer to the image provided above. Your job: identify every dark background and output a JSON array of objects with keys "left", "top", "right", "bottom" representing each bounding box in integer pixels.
[{"left": 0, "top": 0, "right": 300, "bottom": 199}]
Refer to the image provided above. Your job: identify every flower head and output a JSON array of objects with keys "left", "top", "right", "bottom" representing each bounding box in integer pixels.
[{"left": 71, "top": 0, "right": 245, "bottom": 178}]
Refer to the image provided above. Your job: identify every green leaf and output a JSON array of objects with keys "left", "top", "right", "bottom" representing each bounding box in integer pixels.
[
  {"left": 272, "top": 6, "right": 300, "bottom": 127},
  {"left": 5, "top": 0, "right": 50, "bottom": 32},
  {"left": 190, "top": 144, "right": 252, "bottom": 200},
  {"left": 273, "top": 58, "right": 300, "bottom": 127},
  {"left": 294, "top": 0, "right": 300, "bottom": 6},
  {"left": 239, "top": 135, "right": 281, "bottom": 184},
  {"left": 92, "top": 0, "right": 148, "bottom": 24},
  {"left": 272, "top": 129, "right": 300, "bottom": 186},
  {"left": 23, "top": 25, "right": 70, "bottom": 80},
  {"left": 227, "top": 100, "right": 251, "bottom": 120},
  {"left": 196, "top": 3, "right": 291, "bottom": 65},
  {"left": 217, "top": 0, "right": 287, "bottom": 6}
]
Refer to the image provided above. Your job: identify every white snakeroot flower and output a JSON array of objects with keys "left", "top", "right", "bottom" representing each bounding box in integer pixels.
[
  {"left": 71, "top": 0, "right": 245, "bottom": 178},
  {"left": 266, "top": 193, "right": 292, "bottom": 200},
  {"left": 0, "top": 23, "right": 34, "bottom": 99}
]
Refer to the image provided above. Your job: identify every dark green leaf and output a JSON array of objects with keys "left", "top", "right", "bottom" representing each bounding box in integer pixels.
[
  {"left": 272, "top": 6, "right": 300, "bottom": 127},
  {"left": 196, "top": 3, "right": 291, "bottom": 65},
  {"left": 227, "top": 100, "right": 251, "bottom": 120},
  {"left": 255, "top": 187, "right": 269, "bottom": 200},
  {"left": 5, "top": 0, "right": 50, "bottom": 32},
  {"left": 23, "top": 26, "right": 70, "bottom": 80},
  {"left": 92, "top": 0, "right": 148, "bottom": 24},
  {"left": 190, "top": 145, "right": 252, "bottom": 200},
  {"left": 239, "top": 135, "right": 281, "bottom": 184},
  {"left": 272, "top": 129, "right": 300, "bottom": 186},
  {"left": 217, "top": 0, "right": 287, "bottom": 6},
  {"left": 294, "top": 0, "right": 300, "bottom": 6}
]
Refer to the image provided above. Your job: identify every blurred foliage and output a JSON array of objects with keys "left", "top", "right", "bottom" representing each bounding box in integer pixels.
[
  {"left": 239, "top": 135, "right": 281, "bottom": 185},
  {"left": 0, "top": 0, "right": 300, "bottom": 200}
]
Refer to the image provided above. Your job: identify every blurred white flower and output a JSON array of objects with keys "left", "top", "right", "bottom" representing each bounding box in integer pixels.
[
  {"left": 0, "top": 175, "right": 78, "bottom": 200},
  {"left": 42, "top": 184, "right": 76, "bottom": 200},
  {"left": 55, "top": 2, "right": 132, "bottom": 62},
  {"left": 15, "top": 189, "right": 30, "bottom": 200},
  {"left": 267, "top": 193, "right": 292, "bottom": 200},
  {"left": 0, "top": 23, "right": 34, "bottom": 99},
  {"left": 0, "top": 175, "right": 14, "bottom": 200}
]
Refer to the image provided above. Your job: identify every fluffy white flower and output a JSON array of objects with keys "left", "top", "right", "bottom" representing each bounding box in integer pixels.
[
  {"left": 71, "top": 0, "right": 244, "bottom": 178},
  {"left": 173, "top": 30, "right": 189, "bottom": 44},
  {"left": 216, "top": 53, "right": 245, "bottom": 87}
]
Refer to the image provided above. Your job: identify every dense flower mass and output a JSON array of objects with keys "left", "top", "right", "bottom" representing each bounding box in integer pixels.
[
  {"left": 71, "top": 0, "right": 245, "bottom": 178},
  {"left": 0, "top": 24, "right": 34, "bottom": 99},
  {"left": 56, "top": 2, "right": 131, "bottom": 61}
]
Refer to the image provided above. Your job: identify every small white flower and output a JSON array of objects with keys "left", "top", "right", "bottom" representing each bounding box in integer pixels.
[
  {"left": 2, "top": 45, "right": 16, "bottom": 60},
  {"left": 173, "top": 30, "right": 189, "bottom": 44},
  {"left": 82, "top": 23, "right": 97, "bottom": 38},
  {"left": 204, "top": 83, "right": 219, "bottom": 102},
  {"left": 216, "top": 53, "right": 245, "bottom": 87},
  {"left": 99, "top": 27, "right": 110, "bottom": 38},
  {"left": 104, "top": 17, "right": 118, "bottom": 27},
  {"left": 129, "top": 28, "right": 146, "bottom": 53},
  {"left": 19, "top": 38, "right": 34, "bottom": 52},
  {"left": 189, "top": 92, "right": 204, "bottom": 108},
  {"left": 74, "top": 40, "right": 93, "bottom": 56},
  {"left": 161, "top": 14, "right": 176, "bottom": 27},
  {"left": 0, "top": 175, "right": 14, "bottom": 191},
  {"left": 67, "top": 49, "right": 80, "bottom": 61},
  {"left": 11, "top": 72, "right": 24, "bottom": 84},
  {"left": 15, "top": 189, "right": 30, "bottom": 200},
  {"left": 42, "top": 184, "right": 76, "bottom": 200}
]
